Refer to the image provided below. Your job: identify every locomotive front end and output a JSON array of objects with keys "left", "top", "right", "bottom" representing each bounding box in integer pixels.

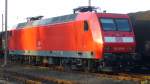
[{"left": 98, "top": 14, "right": 136, "bottom": 71}]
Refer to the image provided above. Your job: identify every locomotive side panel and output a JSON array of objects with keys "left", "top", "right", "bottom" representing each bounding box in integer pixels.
[
  {"left": 76, "top": 13, "right": 104, "bottom": 59},
  {"left": 8, "top": 21, "right": 96, "bottom": 59},
  {"left": 9, "top": 27, "right": 38, "bottom": 50},
  {"left": 38, "top": 22, "right": 77, "bottom": 51}
]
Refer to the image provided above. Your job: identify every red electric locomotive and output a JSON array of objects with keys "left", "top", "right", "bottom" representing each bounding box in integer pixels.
[{"left": 8, "top": 6, "right": 136, "bottom": 71}]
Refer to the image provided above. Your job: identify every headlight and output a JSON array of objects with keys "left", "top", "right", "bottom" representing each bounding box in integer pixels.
[
  {"left": 128, "top": 47, "right": 135, "bottom": 51},
  {"left": 104, "top": 46, "right": 112, "bottom": 51}
]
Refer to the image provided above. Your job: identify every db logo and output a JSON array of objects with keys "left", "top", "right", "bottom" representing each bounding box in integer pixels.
[{"left": 116, "top": 37, "right": 123, "bottom": 42}]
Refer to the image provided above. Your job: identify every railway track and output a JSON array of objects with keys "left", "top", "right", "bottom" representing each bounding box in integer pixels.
[
  {"left": 0, "top": 68, "right": 43, "bottom": 84},
  {"left": 42, "top": 65, "right": 150, "bottom": 79},
  {"left": 0, "top": 67, "right": 76, "bottom": 84},
  {"left": 24, "top": 64, "right": 150, "bottom": 84},
  {"left": 73, "top": 70, "right": 150, "bottom": 83},
  {"left": 1, "top": 64, "right": 150, "bottom": 84}
]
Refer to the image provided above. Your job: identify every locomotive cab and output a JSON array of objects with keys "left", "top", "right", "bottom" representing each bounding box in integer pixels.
[
  {"left": 97, "top": 14, "right": 136, "bottom": 70},
  {"left": 98, "top": 14, "right": 135, "bottom": 53},
  {"left": 75, "top": 6, "right": 136, "bottom": 71}
]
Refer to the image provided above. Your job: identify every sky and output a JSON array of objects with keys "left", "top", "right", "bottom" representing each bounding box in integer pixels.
[{"left": 0, "top": 0, "right": 150, "bottom": 30}]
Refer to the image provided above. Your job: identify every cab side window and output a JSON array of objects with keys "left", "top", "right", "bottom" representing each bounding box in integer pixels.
[{"left": 84, "top": 20, "right": 89, "bottom": 31}]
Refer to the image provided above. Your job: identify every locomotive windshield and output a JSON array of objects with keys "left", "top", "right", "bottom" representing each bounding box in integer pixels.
[
  {"left": 100, "top": 18, "right": 131, "bottom": 31},
  {"left": 115, "top": 19, "right": 130, "bottom": 31},
  {"left": 100, "top": 19, "right": 116, "bottom": 31}
]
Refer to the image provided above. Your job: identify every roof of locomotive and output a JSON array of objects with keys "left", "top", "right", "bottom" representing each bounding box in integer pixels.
[
  {"left": 14, "top": 12, "right": 129, "bottom": 29},
  {"left": 15, "top": 14, "right": 78, "bottom": 29},
  {"left": 96, "top": 13, "right": 129, "bottom": 18}
]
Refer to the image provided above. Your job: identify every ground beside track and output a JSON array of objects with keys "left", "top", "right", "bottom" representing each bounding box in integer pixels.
[
  {"left": 0, "top": 68, "right": 22, "bottom": 84},
  {"left": 0, "top": 64, "right": 149, "bottom": 84}
]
